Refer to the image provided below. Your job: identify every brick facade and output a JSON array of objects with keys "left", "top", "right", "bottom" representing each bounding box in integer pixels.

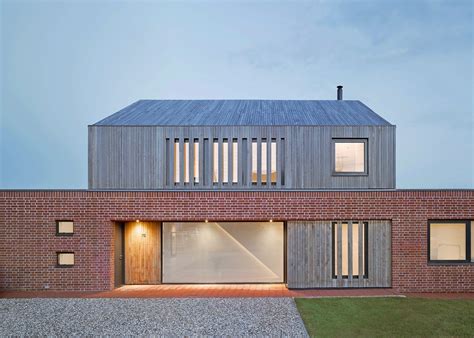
[{"left": 1, "top": 190, "right": 473, "bottom": 292}]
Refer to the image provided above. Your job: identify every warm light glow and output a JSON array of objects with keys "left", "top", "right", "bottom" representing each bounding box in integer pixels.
[
  {"left": 194, "top": 141, "right": 199, "bottom": 183},
  {"left": 261, "top": 141, "right": 267, "bottom": 184},
  {"left": 174, "top": 141, "right": 180, "bottom": 183},
  {"left": 271, "top": 141, "right": 277, "bottom": 183},
  {"left": 430, "top": 223, "right": 466, "bottom": 260},
  {"left": 213, "top": 141, "right": 219, "bottom": 183},
  {"left": 136, "top": 220, "right": 140, "bottom": 223},
  {"left": 205, "top": 219, "right": 208, "bottom": 223},
  {"left": 232, "top": 141, "right": 238, "bottom": 183},
  {"left": 184, "top": 140, "right": 190, "bottom": 183},
  {"left": 222, "top": 140, "right": 229, "bottom": 183},
  {"left": 269, "top": 219, "right": 273, "bottom": 222},
  {"left": 335, "top": 142, "right": 365, "bottom": 173}
]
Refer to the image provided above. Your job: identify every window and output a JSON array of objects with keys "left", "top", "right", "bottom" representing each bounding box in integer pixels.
[
  {"left": 162, "top": 222, "right": 284, "bottom": 283},
  {"left": 56, "top": 221, "right": 74, "bottom": 235},
  {"left": 251, "top": 139, "right": 257, "bottom": 184},
  {"left": 232, "top": 140, "right": 238, "bottom": 184},
  {"left": 271, "top": 139, "right": 277, "bottom": 184},
  {"left": 57, "top": 252, "right": 74, "bottom": 267},
  {"left": 213, "top": 139, "right": 219, "bottom": 183},
  {"left": 184, "top": 140, "right": 190, "bottom": 183},
  {"left": 193, "top": 139, "right": 199, "bottom": 183},
  {"left": 174, "top": 139, "right": 180, "bottom": 183},
  {"left": 333, "top": 222, "right": 368, "bottom": 278},
  {"left": 261, "top": 140, "right": 267, "bottom": 185},
  {"left": 333, "top": 139, "right": 367, "bottom": 174},
  {"left": 222, "top": 139, "right": 229, "bottom": 183},
  {"left": 429, "top": 221, "right": 472, "bottom": 263}
]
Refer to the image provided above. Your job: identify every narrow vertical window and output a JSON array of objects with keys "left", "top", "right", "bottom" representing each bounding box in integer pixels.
[
  {"left": 271, "top": 139, "right": 277, "bottom": 184},
  {"left": 261, "top": 139, "right": 267, "bottom": 185},
  {"left": 242, "top": 138, "right": 247, "bottom": 185},
  {"left": 203, "top": 138, "right": 209, "bottom": 185},
  {"left": 232, "top": 140, "right": 238, "bottom": 184},
  {"left": 333, "top": 222, "right": 367, "bottom": 278},
  {"left": 174, "top": 139, "right": 180, "bottom": 183},
  {"left": 222, "top": 139, "right": 229, "bottom": 183},
  {"left": 184, "top": 140, "right": 189, "bottom": 183},
  {"left": 213, "top": 139, "right": 219, "bottom": 183},
  {"left": 193, "top": 139, "right": 199, "bottom": 184},
  {"left": 165, "top": 138, "right": 170, "bottom": 186},
  {"left": 252, "top": 139, "right": 257, "bottom": 184},
  {"left": 280, "top": 138, "right": 285, "bottom": 185}
]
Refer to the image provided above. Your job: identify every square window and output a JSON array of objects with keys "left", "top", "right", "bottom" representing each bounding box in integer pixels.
[
  {"left": 333, "top": 139, "right": 367, "bottom": 174},
  {"left": 57, "top": 252, "right": 74, "bottom": 266},
  {"left": 56, "top": 221, "right": 74, "bottom": 235},
  {"left": 429, "top": 221, "right": 469, "bottom": 262}
]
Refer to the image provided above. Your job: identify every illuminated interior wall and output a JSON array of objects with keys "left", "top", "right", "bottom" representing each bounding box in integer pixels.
[
  {"left": 162, "top": 222, "right": 284, "bottom": 283},
  {"left": 430, "top": 223, "right": 466, "bottom": 260},
  {"left": 335, "top": 142, "right": 365, "bottom": 172}
]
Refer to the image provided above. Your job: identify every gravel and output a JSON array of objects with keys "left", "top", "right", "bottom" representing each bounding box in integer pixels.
[{"left": 0, "top": 297, "right": 308, "bottom": 336}]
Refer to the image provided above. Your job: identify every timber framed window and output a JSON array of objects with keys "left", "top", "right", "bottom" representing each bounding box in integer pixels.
[
  {"left": 332, "top": 221, "right": 368, "bottom": 279},
  {"left": 56, "top": 220, "right": 74, "bottom": 236},
  {"left": 428, "top": 220, "right": 472, "bottom": 263},
  {"left": 332, "top": 139, "right": 368, "bottom": 175},
  {"left": 165, "top": 137, "right": 284, "bottom": 187},
  {"left": 57, "top": 252, "right": 75, "bottom": 267}
]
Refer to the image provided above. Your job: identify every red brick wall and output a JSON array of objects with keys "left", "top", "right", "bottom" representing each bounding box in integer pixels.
[{"left": 1, "top": 190, "right": 473, "bottom": 292}]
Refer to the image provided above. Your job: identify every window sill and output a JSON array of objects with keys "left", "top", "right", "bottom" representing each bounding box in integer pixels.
[
  {"left": 332, "top": 172, "right": 368, "bottom": 177},
  {"left": 428, "top": 261, "right": 473, "bottom": 266}
]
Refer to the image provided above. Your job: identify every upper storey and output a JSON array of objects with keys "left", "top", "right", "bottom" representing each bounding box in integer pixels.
[{"left": 89, "top": 97, "right": 395, "bottom": 190}]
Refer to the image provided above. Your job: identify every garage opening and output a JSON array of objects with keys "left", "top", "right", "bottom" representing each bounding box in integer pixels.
[{"left": 162, "top": 222, "right": 284, "bottom": 283}]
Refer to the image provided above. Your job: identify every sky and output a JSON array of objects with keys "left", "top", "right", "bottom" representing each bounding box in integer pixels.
[{"left": 1, "top": 0, "right": 473, "bottom": 189}]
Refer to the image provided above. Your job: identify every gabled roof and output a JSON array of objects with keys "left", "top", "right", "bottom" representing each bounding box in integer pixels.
[{"left": 94, "top": 100, "right": 393, "bottom": 126}]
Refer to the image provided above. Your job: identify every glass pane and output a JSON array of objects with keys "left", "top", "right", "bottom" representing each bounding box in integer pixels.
[
  {"left": 232, "top": 141, "right": 238, "bottom": 183},
  {"left": 335, "top": 142, "right": 365, "bottom": 172},
  {"left": 222, "top": 141, "right": 228, "bottom": 183},
  {"left": 193, "top": 141, "right": 199, "bottom": 183},
  {"left": 213, "top": 141, "right": 219, "bottom": 183},
  {"left": 58, "top": 253, "right": 74, "bottom": 265},
  {"left": 353, "top": 222, "right": 359, "bottom": 276},
  {"left": 430, "top": 223, "right": 466, "bottom": 260},
  {"left": 162, "top": 222, "right": 284, "bottom": 283},
  {"left": 472, "top": 222, "right": 474, "bottom": 263},
  {"left": 174, "top": 141, "right": 180, "bottom": 183},
  {"left": 58, "top": 221, "right": 73, "bottom": 234},
  {"left": 261, "top": 141, "right": 267, "bottom": 184},
  {"left": 184, "top": 141, "right": 189, "bottom": 183},
  {"left": 252, "top": 141, "right": 257, "bottom": 183},
  {"left": 271, "top": 141, "right": 277, "bottom": 184}
]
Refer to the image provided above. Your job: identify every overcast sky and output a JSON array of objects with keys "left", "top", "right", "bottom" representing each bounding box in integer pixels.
[{"left": 1, "top": 0, "right": 473, "bottom": 189}]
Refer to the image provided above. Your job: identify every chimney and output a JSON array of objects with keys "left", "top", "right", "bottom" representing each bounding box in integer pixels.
[{"left": 337, "top": 85, "right": 343, "bottom": 100}]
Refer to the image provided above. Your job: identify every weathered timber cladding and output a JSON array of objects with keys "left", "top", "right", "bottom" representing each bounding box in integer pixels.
[
  {"left": 287, "top": 220, "right": 391, "bottom": 288},
  {"left": 89, "top": 125, "right": 396, "bottom": 189}
]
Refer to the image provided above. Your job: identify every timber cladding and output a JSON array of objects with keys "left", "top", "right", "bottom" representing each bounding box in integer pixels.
[
  {"left": 0, "top": 190, "right": 473, "bottom": 292},
  {"left": 287, "top": 220, "right": 391, "bottom": 288}
]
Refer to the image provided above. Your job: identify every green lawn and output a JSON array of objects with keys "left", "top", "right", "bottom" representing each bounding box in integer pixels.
[{"left": 295, "top": 297, "right": 474, "bottom": 337}]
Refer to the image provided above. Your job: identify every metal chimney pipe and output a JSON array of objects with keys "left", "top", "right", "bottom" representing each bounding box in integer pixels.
[{"left": 337, "top": 85, "right": 343, "bottom": 100}]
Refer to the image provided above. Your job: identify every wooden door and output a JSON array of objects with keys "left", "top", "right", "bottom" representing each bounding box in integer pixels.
[
  {"left": 124, "top": 221, "right": 161, "bottom": 284},
  {"left": 114, "top": 223, "right": 124, "bottom": 287}
]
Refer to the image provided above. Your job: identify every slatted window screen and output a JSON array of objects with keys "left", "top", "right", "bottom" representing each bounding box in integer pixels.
[
  {"left": 332, "top": 221, "right": 368, "bottom": 279},
  {"left": 165, "top": 137, "right": 284, "bottom": 188}
]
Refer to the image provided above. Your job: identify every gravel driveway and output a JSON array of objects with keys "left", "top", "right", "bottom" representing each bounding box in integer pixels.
[{"left": 0, "top": 298, "right": 308, "bottom": 336}]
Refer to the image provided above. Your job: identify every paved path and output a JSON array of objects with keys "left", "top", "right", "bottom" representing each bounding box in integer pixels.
[
  {"left": 1, "top": 283, "right": 399, "bottom": 298},
  {"left": 0, "top": 298, "right": 308, "bottom": 336}
]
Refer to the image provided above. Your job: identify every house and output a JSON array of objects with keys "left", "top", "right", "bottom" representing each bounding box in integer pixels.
[{"left": 1, "top": 87, "right": 473, "bottom": 292}]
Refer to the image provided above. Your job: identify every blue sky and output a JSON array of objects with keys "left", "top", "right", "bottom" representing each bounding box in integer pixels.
[{"left": 1, "top": 0, "right": 472, "bottom": 189}]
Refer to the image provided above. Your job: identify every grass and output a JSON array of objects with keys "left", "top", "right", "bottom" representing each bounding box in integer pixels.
[{"left": 295, "top": 297, "right": 474, "bottom": 337}]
